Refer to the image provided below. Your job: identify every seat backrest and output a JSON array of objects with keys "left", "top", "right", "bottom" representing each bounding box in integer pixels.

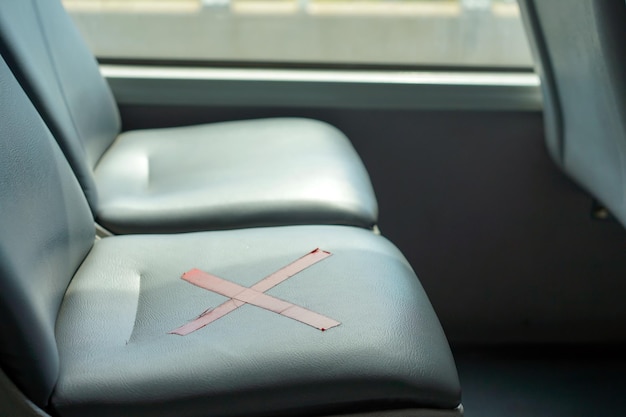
[
  {"left": 518, "top": 0, "right": 626, "bottom": 226},
  {"left": 0, "top": 55, "right": 95, "bottom": 407},
  {"left": 0, "top": 0, "right": 121, "bottom": 210}
]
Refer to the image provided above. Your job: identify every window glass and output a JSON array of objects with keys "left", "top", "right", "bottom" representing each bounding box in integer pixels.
[{"left": 62, "top": 0, "right": 532, "bottom": 68}]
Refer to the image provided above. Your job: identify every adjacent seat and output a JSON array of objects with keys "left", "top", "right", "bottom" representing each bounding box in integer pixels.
[
  {"left": 0, "top": 0, "right": 378, "bottom": 234},
  {"left": 0, "top": 55, "right": 461, "bottom": 416},
  {"left": 518, "top": 0, "right": 626, "bottom": 227}
]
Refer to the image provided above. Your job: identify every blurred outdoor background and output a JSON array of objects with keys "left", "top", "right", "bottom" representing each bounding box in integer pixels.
[{"left": 62, "top": 0, "right": 532, "bottom": 68}]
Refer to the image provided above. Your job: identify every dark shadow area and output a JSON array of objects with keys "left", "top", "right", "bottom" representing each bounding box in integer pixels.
[{"left": 453, "top": 344, "right": 626, "bottom": 417}]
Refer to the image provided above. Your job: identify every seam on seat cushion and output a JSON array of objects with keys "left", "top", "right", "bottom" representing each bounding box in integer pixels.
[{"left": 127, "top": 271, "right": 143, "bottom": 345}]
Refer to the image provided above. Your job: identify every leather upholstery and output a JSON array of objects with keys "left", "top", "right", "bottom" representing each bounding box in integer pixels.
[
  {"left": 0, "top": 0, "right": 120, "bottom": 208},
  {"left": 0, "top": 0, "right": 379, "bottom": 233},
  {"left": 95, "top": 118, "right": 378, "bottom": 233},
  {"left": 53, "top": 226, "right": 460, "bottom": 417},
  {"left": 519, "top": 0, "right": 626, "bottom": 226},
  {"left": 0, "top": 57, "right": 95, "bottom": 406},
  {"left": 0, "top": 55, "right": 460, "bottom": 415}
]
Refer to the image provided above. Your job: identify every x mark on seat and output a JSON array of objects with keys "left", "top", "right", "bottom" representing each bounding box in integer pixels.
[{"left": 170, "top": 249, "right": 341, "bottom": 335}]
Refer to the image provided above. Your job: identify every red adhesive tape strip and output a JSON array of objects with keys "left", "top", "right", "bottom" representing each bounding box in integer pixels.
[
  {"left": 170, "top": 299, "right": 240, "bottom": 336},
  {"left": 169, "top": 249, "right": 339, "bottom": 335},
  {"left": 252, "top": 248, "right": 331, "bottom": 292}
]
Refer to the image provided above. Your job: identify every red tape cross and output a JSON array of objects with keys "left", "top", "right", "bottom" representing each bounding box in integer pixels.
[{"left": 170, "top": 249, "right": 340, "bottom": 335}]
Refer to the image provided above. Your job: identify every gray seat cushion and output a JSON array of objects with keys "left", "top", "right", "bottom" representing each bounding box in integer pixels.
[
  {"left": 0, "top": 0, "right": 379, "bottom": 234},
  {"left": 94, "top": 118, "right": 378, "bottom": 234},
  {"left": 52, "top": 226, "right": 460, "bottom": 417}
]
